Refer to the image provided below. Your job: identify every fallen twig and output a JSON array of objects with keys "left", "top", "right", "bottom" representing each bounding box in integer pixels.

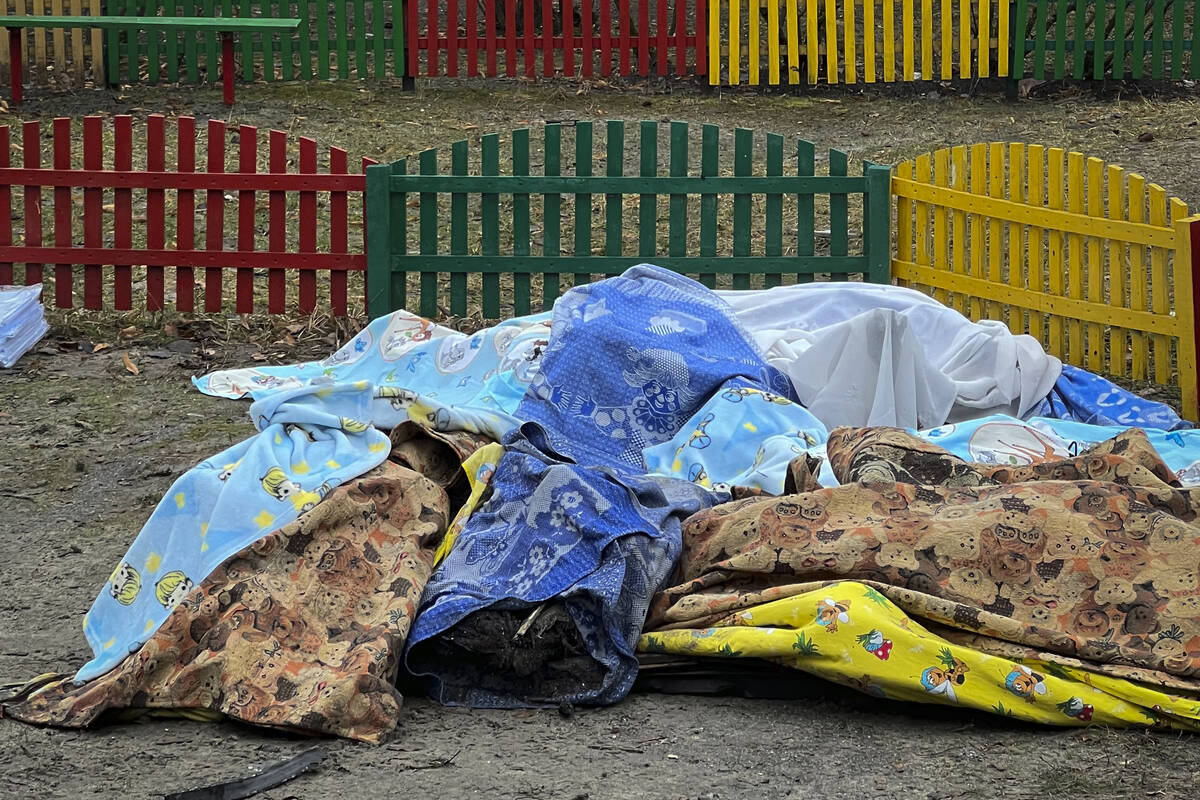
[{"left": 160, "top": 746, "right": 327, "bottom": 800}]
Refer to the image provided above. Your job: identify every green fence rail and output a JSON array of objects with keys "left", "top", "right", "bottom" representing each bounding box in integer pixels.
[
  {"left": 103, "top": 0, "right": 404, "bottom": 84},
  {"left": 365, "top": 120, "right": 893, "bottom": 321},
  {"left": 1013, "top": 0, "right": 1197, "bottom": 80}
]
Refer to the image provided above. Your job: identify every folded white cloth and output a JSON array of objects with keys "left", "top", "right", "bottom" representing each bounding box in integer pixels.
[{"left": 718, "top": 282, "right": 1061, "bottom": 429}]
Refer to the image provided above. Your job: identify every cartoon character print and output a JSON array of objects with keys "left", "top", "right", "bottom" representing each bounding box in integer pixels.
[
  {"left": 687, "top": 462, "right": 710, "bottom": 486},
  {"left": 1057, "top": 696, "right": 1095, "bottom": 722},
  {"left": 687, "top": 413, "right": 716, "bottom": 449},
  {"left": 920, "top": 648, "right": 970, "bottom": 702},
  {"left": 377, "top": 386, "right": 419, "bottom": 411},
  {"left": 155, "top": 570, "right": 194, "bottom": 612},
  {"left": 320, "top": 329, "right": 373, "bottom": 367},
  {"left": 379, "top": 314, "right": 436, "bottom": 361},
  {"left": 815, "top": 598, "right": 851, "bottom": 633},
  {"left": 856, "top": 629, "right": 893, "bottom": 660},
  {"left": 623, "top": 348, "right": 698, "bottom": 435},
  {"left": 1176, "top": 460, "right": 1200, "bottom": 487},
  {"left": 217, "top": 459, "right": 243, "bottom": 482},
  {"left": 967, "top": 423, "right": 1071, "bottom": 466},
  {"left": 203, "top": 369, "right": 298, "bottom": 399},
  {"left": 260, "top": 466, "right": 332, "bottom": 514},
  {"left": 720, "top": 386, "right": 793, "bottom": 406},
  {"left": 283, "top": 423, "right": 316, "bottom": 442},
  {"left": 1005, "top": 664, "right": 1048, "bottom": 702},
  {"left": 436, "top": 333, "right": 484, "bottom": 374},
  {"left": 340, "top": 417, "right": 370, "bottom": 434},
  {"left": 109, "top": 562, "right": 141, "bottom": 606}
]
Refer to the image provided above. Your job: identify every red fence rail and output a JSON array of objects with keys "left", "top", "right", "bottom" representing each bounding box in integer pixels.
[
  {"left": 0, "top": 114, "right": 373, "bottom": 317},
  {"left": 405, "top": 0, "right": 707, "bottom": 79}
]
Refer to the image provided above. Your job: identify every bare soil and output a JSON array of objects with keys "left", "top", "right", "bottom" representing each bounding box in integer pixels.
[{"left": 3, "top": 79, "right": 1200, "bottom": 799}]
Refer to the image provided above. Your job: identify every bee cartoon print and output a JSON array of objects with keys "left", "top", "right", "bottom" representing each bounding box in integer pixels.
[
  {"left": 217, "top": 459, "right": 243, "bottom": 482},
  {"left": 815, "top": 598, "right": 851, "bottom": 633},
  {"left": 109, "top": 562, "right": 141, "bottom": 606},
  {"left": 260, "top": 466, "right": 331, "bottom": 514},
  {"left": 377, "top": 386, "right": 419, "bottom": 412},
  {"left": 155, "top": 571, "right": 194, "bottom": 612},
  {"left": 856, "top": 629, "right": 894, "bottom": 660},
  {"left": 920, "top": 648, "right": 970, "bottom": 702},
  {"left": 1005, "top": 664, "right": 1048, "bottom": 702}
]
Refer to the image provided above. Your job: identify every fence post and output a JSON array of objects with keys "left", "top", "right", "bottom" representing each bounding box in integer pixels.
[
  {"left": 1184, "top": 215, "right": 1200, "bottom": 422},
  {"left": 1006, "top": 0, "right": 1023, "bottom": 100},
  {"left": 400, "top": 0, "right": 415, "bottom": 90},
  {"left": 365, "top": 162, "right": 392, "bottom": 320},
  {"left": 864, "top": 163, "right": 892, "bottom": 285}
]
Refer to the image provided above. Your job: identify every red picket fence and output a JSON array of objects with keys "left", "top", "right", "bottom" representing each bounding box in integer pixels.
[
  {"left": 405, "top": 0, "right": 707, "bottom": 78},
  {"left": 0, "top": 115, "right": 373, "bottom": 317}
]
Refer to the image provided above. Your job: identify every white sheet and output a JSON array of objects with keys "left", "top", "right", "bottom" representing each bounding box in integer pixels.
[{"left": 719, "top": 282, "right": 1061, "bottom": 429}]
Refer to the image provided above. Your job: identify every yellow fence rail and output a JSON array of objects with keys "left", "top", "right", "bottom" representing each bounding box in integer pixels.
[
  {"left": 893, "top": 142, "right": 1199, "bottom": 421},
  {"left": 0, "top": 0, "right": 104, "bottom": 89},
  {"left": 710, "top": 0, "right": 1011, "bottom": 85}
]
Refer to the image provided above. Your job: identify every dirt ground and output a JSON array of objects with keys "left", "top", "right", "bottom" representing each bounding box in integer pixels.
[{"left": 4, "top": 79, "right": 1200, "bottom": 799}]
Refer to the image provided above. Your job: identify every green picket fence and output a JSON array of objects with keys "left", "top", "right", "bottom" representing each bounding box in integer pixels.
[
  {"left": 1013, "top": 0, "right": 1198, "bottom": 80},
  {"left": 104, "top": 0, "right": 404, "bottom": 84},
  {"left": 364, "top": 120, "right": 893, "bottom": 321}
]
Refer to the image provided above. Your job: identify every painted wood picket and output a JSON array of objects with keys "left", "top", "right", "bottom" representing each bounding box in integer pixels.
[
  {"left": 365, "top": 120, "right": 892, "bottom": 321},
  {"left": 103, "top": 0, "right": 405, "bottom": 85},
  {"left": 404, "top": 0, "right": 707, "bottom": 78},
  {"left": 892, "top": 142, "right": 1200, "bottom": 421},
  {"left": 711, "top": 0, "right": 1012, "bottom": 85},
  {"left": 0, "top": 0, "right": 103, "bottom": 87},
  {"left": 1013, "top": 0, "right": 1197, "bottom": 81},
  {"left": 0, "top": 115, "right": 373, "bottom": 315}
]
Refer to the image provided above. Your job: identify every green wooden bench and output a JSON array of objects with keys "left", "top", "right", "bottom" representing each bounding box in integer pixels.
[{"left": 1, "top": 16, "right": 300, "bottom": 105}]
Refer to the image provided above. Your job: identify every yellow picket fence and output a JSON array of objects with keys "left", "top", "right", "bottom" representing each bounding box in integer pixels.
[
  {"left": 710, "top": 0, "right": 1011, "bottom": 85},
  {"left": 892, "top": 143, "right": 1199, "bottom": 421},
  {"left": 0, "top": 0, "right": 104, "bottom": 88}
]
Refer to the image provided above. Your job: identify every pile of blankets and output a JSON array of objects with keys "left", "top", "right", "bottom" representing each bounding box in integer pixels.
[{"left": 5, "top": 265, "right": 1200, "bottom": 742}]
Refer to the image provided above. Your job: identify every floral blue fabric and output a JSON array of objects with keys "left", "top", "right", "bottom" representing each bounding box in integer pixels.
[
  {"left": 406, "top": 265, "right": 795, "bottom": 706},
  {"left": 1029, "top": 363, "right": 1192, "bottom": 431}
]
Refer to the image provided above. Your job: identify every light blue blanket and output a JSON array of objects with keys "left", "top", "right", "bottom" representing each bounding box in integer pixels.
[{"left": 77, "top": 382, "right": 390, "bottom": 682}]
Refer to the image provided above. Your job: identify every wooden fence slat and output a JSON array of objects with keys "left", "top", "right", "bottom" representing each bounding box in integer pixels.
[
  {"left": 1006, "top": 143, "right": 1025, "bottom": 334},
  {"left": 1046, "top": 147, "right": 1065, "bottom": 359},
  {"left": 920, "top": 0, "right": 931, "bottom": 79},
  {"left": 1150, "top": 182, "right": 1169, "bottom": 382},
  {"left": 298, "top": 136, "right": 318, "bottom": 313},
  {"left": 668, "top": 121, "right": 688, "bottom": 267},
  {"left": 268, "top": 128, "right": 286, "bottom": 313},
  {"left": 481, "top": 133, "right": 499, "bottom": 317},
  {"left": 845, "top": 0, "right": 857, "bottom": 83},
  {"left": 785, "top": 0, "right": 798, "bottom": 84},
  {"left": 967, "top": 143, "right": 985, "bottom": 320},
  {"left": 638, "top": 0, "right": 650, "bottom": 76},
  {"left": 939, "top": 0, "right": 951, "bottom": 79},
  {"left": 764, "top": 131, "right": 782, "bottom": 288},
  {"left": 950, "top": 144, "right": 967, "bottom": 316},
  {"left": 22, "top": 120, "right": 42, "bottom": 291},
  {"left": 914, "top": 153, "right": 931, "bottom": 296},
  {"left": 573, "top": 121, "right": 593, "bottom": 288},
  {"left": 140, "top": 112, "right": 165, "bottom": 308},
  {"left": 1107, "top": 163, "right": 1128, "bottom": 378},
  {"left": 829, "top": 148, "right": 848, "bottom": 278},
  {"left": 960, "top": 0, "right": 971, "bottom": 77},
  {"left": 52, "top": 117, "right": 71, "bottom": 308},
  {"left": 542, "top": 123, "right": 561, "bottom": 306},
  {"left": 205, "top": 119, "right": 225, "bottom": 313},
  {"left": 450, "top": 138, "right": 468, "bottom": 315},
  {"left": 605, "top": 121, "right": 624, "bottom": 264},
  {"left": 1129, "top": 172, "right": 1148, "bottom": 378},
  {"left": 930, "top": 148, "right": 949, "bottom": 306},
  {"left": 1026, "top": 144, "right": 1045, "bottom": 342},
  {"left": 512, "top": 128, "right": 531, "bottom": 315},
  {"left": 600, "top": 0, "right": 611, "bottom": 76},
  {"left": 902, "top": 0, "right": 914, "bottom": 80},
  {"left": 749, "top": 0, "right": 760, "bottom": 84},
  {"left": 730, "top": 0, "right": 740, "bottom": 84},
  {"left": 524, "top": 0, "right": 535, "bottom": 77},
  {"left": 884, "top": 0, "right": 895, "bottom": 81},
  {"left": 674, "top": 0, "right": 686, "bottom": 76},
  {"left": 176, "top": 116, "right": 196, "bottom": 312},
  {"left": 1085, "top": 156, "right": 1104, "bottom": 370},
  {"left": 825, "top": 0, "right": 838, "bottom": 83},
  {"left": 0, "top": 125, "right": 9, "bottom": 287},
  {"left": 796, "top": 137, "right": 814, "bottom": 282},
  {"left": 563, "top": 0, "right": 575, "bottom": 76},
  {"left": 696, "top": 0, "right": 707, "bottom": 76},
  {"left": 1065, "top": 150, "right": 1085, "bottom": 365},
  {"left": 113, "top": 115, "right": 133, "bottom": 311},
  {"left": 236, "top": 124, "right": 257, "bottom": 314},
  {"left": 581, "top": 0, "right": 593, "bottom": 77},
  {"left": 693, "top": 124, "right": 714, "bottom": 286},
  {"left": 658, "top": 0, "right": 669, "bottom": 76},
  {"left": 639, "top": 121, "right": 657, "bottom": 259},
  {"left": 330, "top": 145, "right": 348, "bottom": 316}
]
